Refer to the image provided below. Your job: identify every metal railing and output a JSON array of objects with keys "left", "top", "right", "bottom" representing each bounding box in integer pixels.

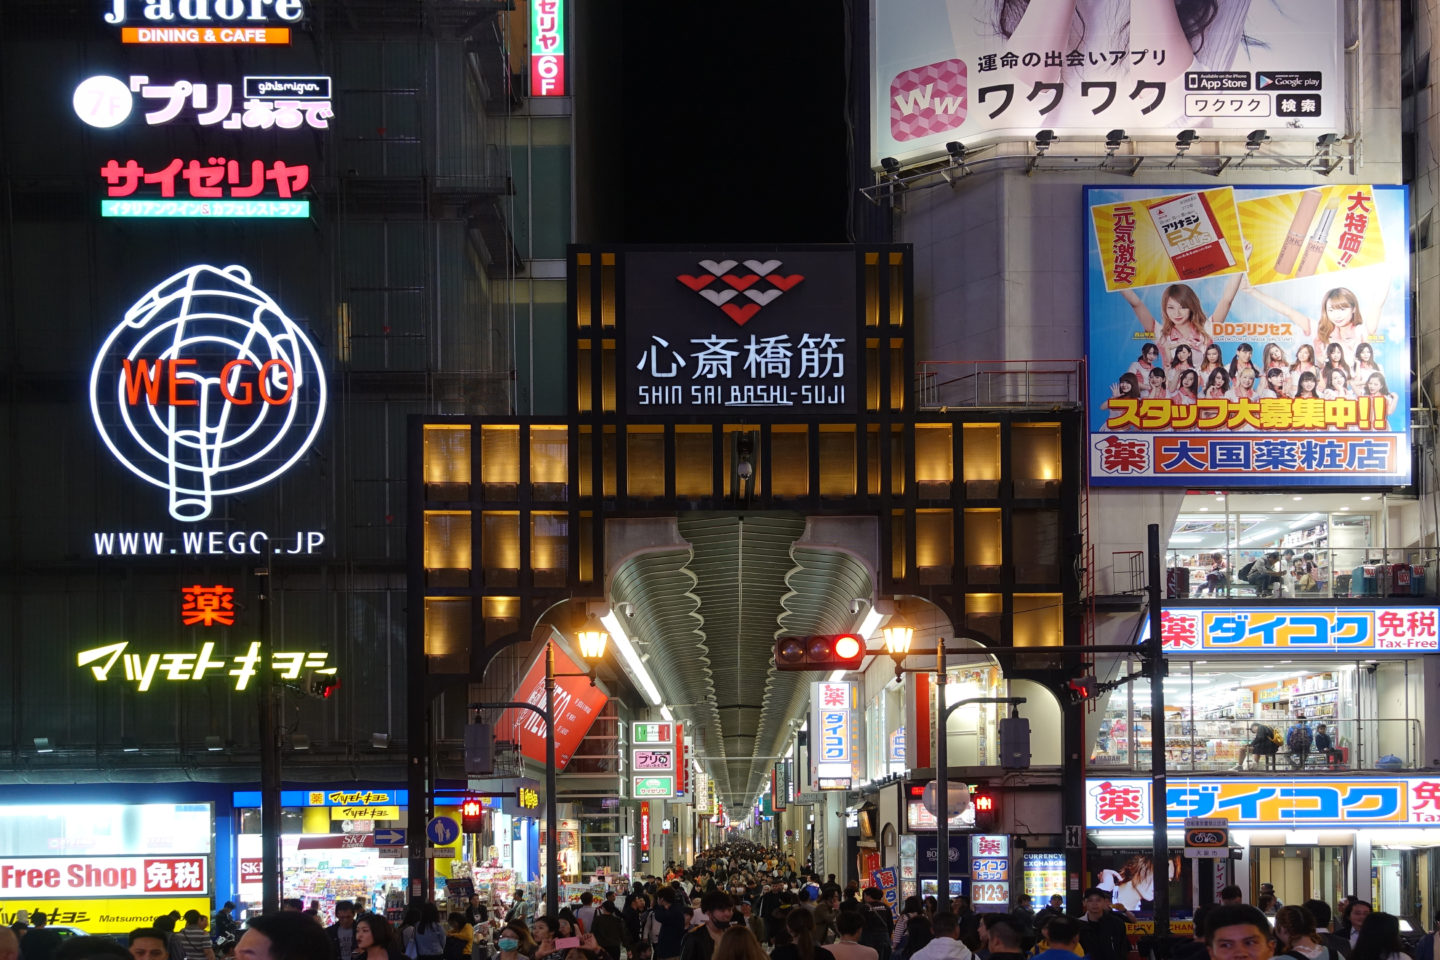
[
  {"left": 917, "top": 359, "right": 1085, "bottom": 409},
  {"left": 1166, "top": 549, "right": 1437, "bottom": 599},
  {"left": 1090, "top": 717, "right": 1421, "bottom": 772}
]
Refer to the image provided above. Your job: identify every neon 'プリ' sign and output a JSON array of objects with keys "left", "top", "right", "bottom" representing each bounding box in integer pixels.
[{"left": 89, "top": 264, "right": 327, "bottom": 521}]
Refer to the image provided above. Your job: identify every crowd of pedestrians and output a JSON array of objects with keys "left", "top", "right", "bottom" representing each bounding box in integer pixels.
[{"left": 5, "top": 841, "right": 1432, "bottom": 960}]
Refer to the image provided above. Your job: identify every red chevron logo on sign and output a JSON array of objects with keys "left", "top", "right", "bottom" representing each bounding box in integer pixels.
[{"left": 675, "top": 259, "right": 806, "bottom": 326}]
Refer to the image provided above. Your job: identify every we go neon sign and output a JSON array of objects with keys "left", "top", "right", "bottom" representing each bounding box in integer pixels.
[{"left": 89, "top": 264, "right": 326, "bottom": 522}]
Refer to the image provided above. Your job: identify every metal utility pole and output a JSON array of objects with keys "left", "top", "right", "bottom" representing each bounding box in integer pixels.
[
  {"left": 543, "top": 644, "right": 560, "bottom": 917},
  {"left": 1147, "top": 524, "right": 1170, "bottom": 936},
  {"left": 932, "top": 639, "right": 1024, "bottom": 913},
  {"left": 257, "top": 567, "right": 281, "bottom": 914}
]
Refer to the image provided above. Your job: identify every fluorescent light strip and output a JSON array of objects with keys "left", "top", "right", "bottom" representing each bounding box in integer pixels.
[
  {"left": 660, "top": 705, "right": 674, "bottom": 722},
  {"left": 600, "top": 611, "right": 663, "bottom": 706}
]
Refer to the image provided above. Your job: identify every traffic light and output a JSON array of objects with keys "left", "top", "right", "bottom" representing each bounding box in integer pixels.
[
  {"left": 774, "top": 634, "right": 866, "bottom": 671},
  {"left": 461, "top": 798, "right": 485, "bottom": 833},
  {"left": 971, "top": 791, "right": 997, "bottom": 831},
  {"left": 998, "top": 716, "right": 1031, "bottom": 770},
  {"left": 1066, "top": 675, "right": 1098, "bottom": 704},
  {"left": 305, "top": 670, "right": 339, "bottom": 699}
]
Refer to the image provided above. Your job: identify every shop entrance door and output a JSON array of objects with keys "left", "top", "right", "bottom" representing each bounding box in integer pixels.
[{"left": 1252, "top": 846, "right": 1349, "bottom": 906}]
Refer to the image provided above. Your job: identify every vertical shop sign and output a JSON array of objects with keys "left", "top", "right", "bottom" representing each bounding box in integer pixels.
[
  {"left": 640, "top": 801, "right": 650, "bottom": 852},
  {"left": 530, "top": 0, "right": 565, "bottom": 96}
]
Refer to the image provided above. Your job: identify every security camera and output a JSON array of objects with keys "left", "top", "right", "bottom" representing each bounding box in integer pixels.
[
  {"left": 848, "top": 598, "right": 869, "bottom": 615},
  {"left": 618, "top": 602, "right": 636, "bottom": 618},
  {"left": 736, "top": 460, "right": 754, "bottom": 480}
]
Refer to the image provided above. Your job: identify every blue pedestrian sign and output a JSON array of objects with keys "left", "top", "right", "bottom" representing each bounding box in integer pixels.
[
  {"left": 374, "top": 828, "right": 407, "bottom": 846},
  {"left": 426, "top": 816, "right": 459, "bottom": 846}
]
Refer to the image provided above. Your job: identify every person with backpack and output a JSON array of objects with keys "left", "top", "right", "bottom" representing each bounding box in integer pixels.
[
  {"left": 1235, "top": 723, "right": 1281, "bottom": 770},
  {"left": 1240, "top": 553, "right": 1285, "bottom": 597},
  {"left": 1286, "top": 714, "right": 1315, "bottom": 767}
]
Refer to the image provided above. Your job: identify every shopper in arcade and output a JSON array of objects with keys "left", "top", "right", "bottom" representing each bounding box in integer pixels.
[
  {"left": 327, "top": 903, "right": 359, "bottom": 960},
  {"left": 1350, "top": 912, "right": 1405, "bottom": 960},
  {"left": 353, "top": 916, "right": 395, "bottom": 960},
  {"left": 239, "top": 914, "right": 334, "bottom": 960},
  {"left": 1075, "top": 889, "right": 1127, "bottom": 960},
  {"left": 1202, "top": 905, "right": 1274, "bottom": 960}
]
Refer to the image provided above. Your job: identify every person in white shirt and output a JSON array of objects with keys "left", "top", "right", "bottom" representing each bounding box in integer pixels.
[
  {"left": 908, "top": 913, "right": 972, "bottom": 960},
  {"left": 826, "top": 913, "right": 878, "bottom": 960}
]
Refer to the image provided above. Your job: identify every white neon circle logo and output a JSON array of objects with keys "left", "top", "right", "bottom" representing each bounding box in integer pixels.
[{"left": 89, "top": 264, "right": 327, "bottom": 521}]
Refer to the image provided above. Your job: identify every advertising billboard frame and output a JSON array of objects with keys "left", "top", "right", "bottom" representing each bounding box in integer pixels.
[{"left": 1084, "top": 183, "right": 1411, "bottom": 488}]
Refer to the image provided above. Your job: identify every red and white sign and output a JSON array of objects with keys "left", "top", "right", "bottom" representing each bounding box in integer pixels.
[
  {"left": 640, "top": 802, "right": 650, "bottom": 852},
  {"left": 238, "top": 858, "right": 263, "bottom": 883},
  {"left": 0, "top": 856, "right": 208, "bottom": 897},
  {"left": 498, "top": 642, "right": 609, "bottom": 769}
]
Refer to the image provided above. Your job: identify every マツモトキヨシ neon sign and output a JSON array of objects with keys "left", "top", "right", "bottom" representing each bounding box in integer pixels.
[{"left": 89, "top": 264, "right": 327, "bottom": 522}]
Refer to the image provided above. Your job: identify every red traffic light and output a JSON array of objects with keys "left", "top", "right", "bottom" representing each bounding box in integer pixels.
[
  {"left": 774, "top": 634, "right": 867, "bottom": 671},
  {"left": 973, "top": 794, "right": 995, "bottom": 812},
  {"left": 462, "top": 798, "right": 485, "bottom": 833}
]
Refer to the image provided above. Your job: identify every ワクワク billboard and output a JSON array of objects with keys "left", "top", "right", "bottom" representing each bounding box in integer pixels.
[{"left": 872, "top": 0, "right": 1343, "bottom": 165}]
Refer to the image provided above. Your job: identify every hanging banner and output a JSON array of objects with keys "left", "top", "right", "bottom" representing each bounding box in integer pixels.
[
  {"left": 1086, "top": 184, "right": 1410, "bottom": 487},
  {"left": 498, "top": 642, "right": 608, "bottom": 769}
]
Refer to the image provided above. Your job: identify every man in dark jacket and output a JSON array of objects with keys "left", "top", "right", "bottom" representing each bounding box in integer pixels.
[
  {"left": 678, "top": 893, "right": 734, "bottom": 960},
  {"left": 1304, "top": 900, "right": 1353, "bottom": 959},
  {"left": 325, "top": 902, "right": 358, "bottom": 960},
  {"left": 653, "top": 888, "right": 690, "bottom": 960},
  {"left": 1076, "top": 888, "right": 1129, "bottom": 960}
]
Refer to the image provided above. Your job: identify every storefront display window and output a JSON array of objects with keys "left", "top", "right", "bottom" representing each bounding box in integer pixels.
[
  {"left": 1163, "top": 492, "right": 1416, "bottom": 599},
  {"left": 1090, "top": 659, "right": 1422, "bottom": 772}
]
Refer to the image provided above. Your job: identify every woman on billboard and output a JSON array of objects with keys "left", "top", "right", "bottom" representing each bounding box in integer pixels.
[
  {"left": 1118, "top": 274, "right": 1242, "bottom": 360},
  {"left": 1243, "top": 283, "right": 1388, "bottom": 368}
]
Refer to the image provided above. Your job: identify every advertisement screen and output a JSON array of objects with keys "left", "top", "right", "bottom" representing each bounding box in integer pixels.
[
  {"left": 1086, "top": 184, "right": 1410, "bottom": 487},
  {"left": 1088, "top": 849, "right": 1189, "bottom": 919},
  {"left": 872, "top": 0, "right": 1343, "bottom": 165}
]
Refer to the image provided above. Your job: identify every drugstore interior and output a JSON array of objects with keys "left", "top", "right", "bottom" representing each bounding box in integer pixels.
[
  {"left": 1161, "top": 492, "right": 1429, "bottom": 598},
  {"left": 1089, "top": 657, "right": 1425, "bottom": 772}
]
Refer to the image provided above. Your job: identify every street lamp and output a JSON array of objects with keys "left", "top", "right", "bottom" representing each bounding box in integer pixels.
[
  {"left": 882, "top": 626, "right": 1023, "bottom": 912},
  {"left": 882, "top": 625, "right": 914, "bottom": 677},
  {"left": 576, "top": 626, "right": 609, "bottom": 666},
  {"left": 471, "top": 621, "right": 611, "bottom": 918}
]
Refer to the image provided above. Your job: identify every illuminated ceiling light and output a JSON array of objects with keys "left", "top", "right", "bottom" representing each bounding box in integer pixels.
[
  {"left": 1361, "top": 496, "right": 1373, "bottom": 501},
  {"left": 121, "top": 738, "right": 140, "bottom": 753},
  {"left": 205, "top": 735, "right": 224, "bottom": 752},
  {"left": 1292, "top": 496, "right": 1304, "bottom": 501},
  {"left": 371, "top": 733, "right": 390, "bottom": 750},
  {"left": 290, "top": 733, "right": 310, "bottom": 751},
  {"left": 1288, "top": 513, "right": 1321, "bottom": 529},
  {"left": 661, "top": 705, "right": 674, "bottom": 722},
  {"left": 1199, "top": 507, "right": 1209, "bottom": 512},
  {"left": 601, "top": 611, "right": 663, "bottom": 706},
  {"left": 1215, "top": 496, "right": 1225, "bottom": 501},
  {"left": 1341, "top": 506, "right": 1351, "bottom": 511},
  {"left": 33, "top": 738, "right": 54, "bottom": 754},
  {"left": 1273, "top": 506, "right": 1284, "bottom": 512}
]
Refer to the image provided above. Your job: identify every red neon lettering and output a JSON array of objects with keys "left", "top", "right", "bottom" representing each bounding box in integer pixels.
[
  {"left": 258, "top": 359, "right": 295, "bottom": 405},
  {"left": 122, "top": 358, "right": 165, "bottom": 405},
  {"left": 220, "top": 359, "right": 255, "bottom": 404},
  {"left": 168, "top": 359, "right": 198, "bottom": 405}
]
